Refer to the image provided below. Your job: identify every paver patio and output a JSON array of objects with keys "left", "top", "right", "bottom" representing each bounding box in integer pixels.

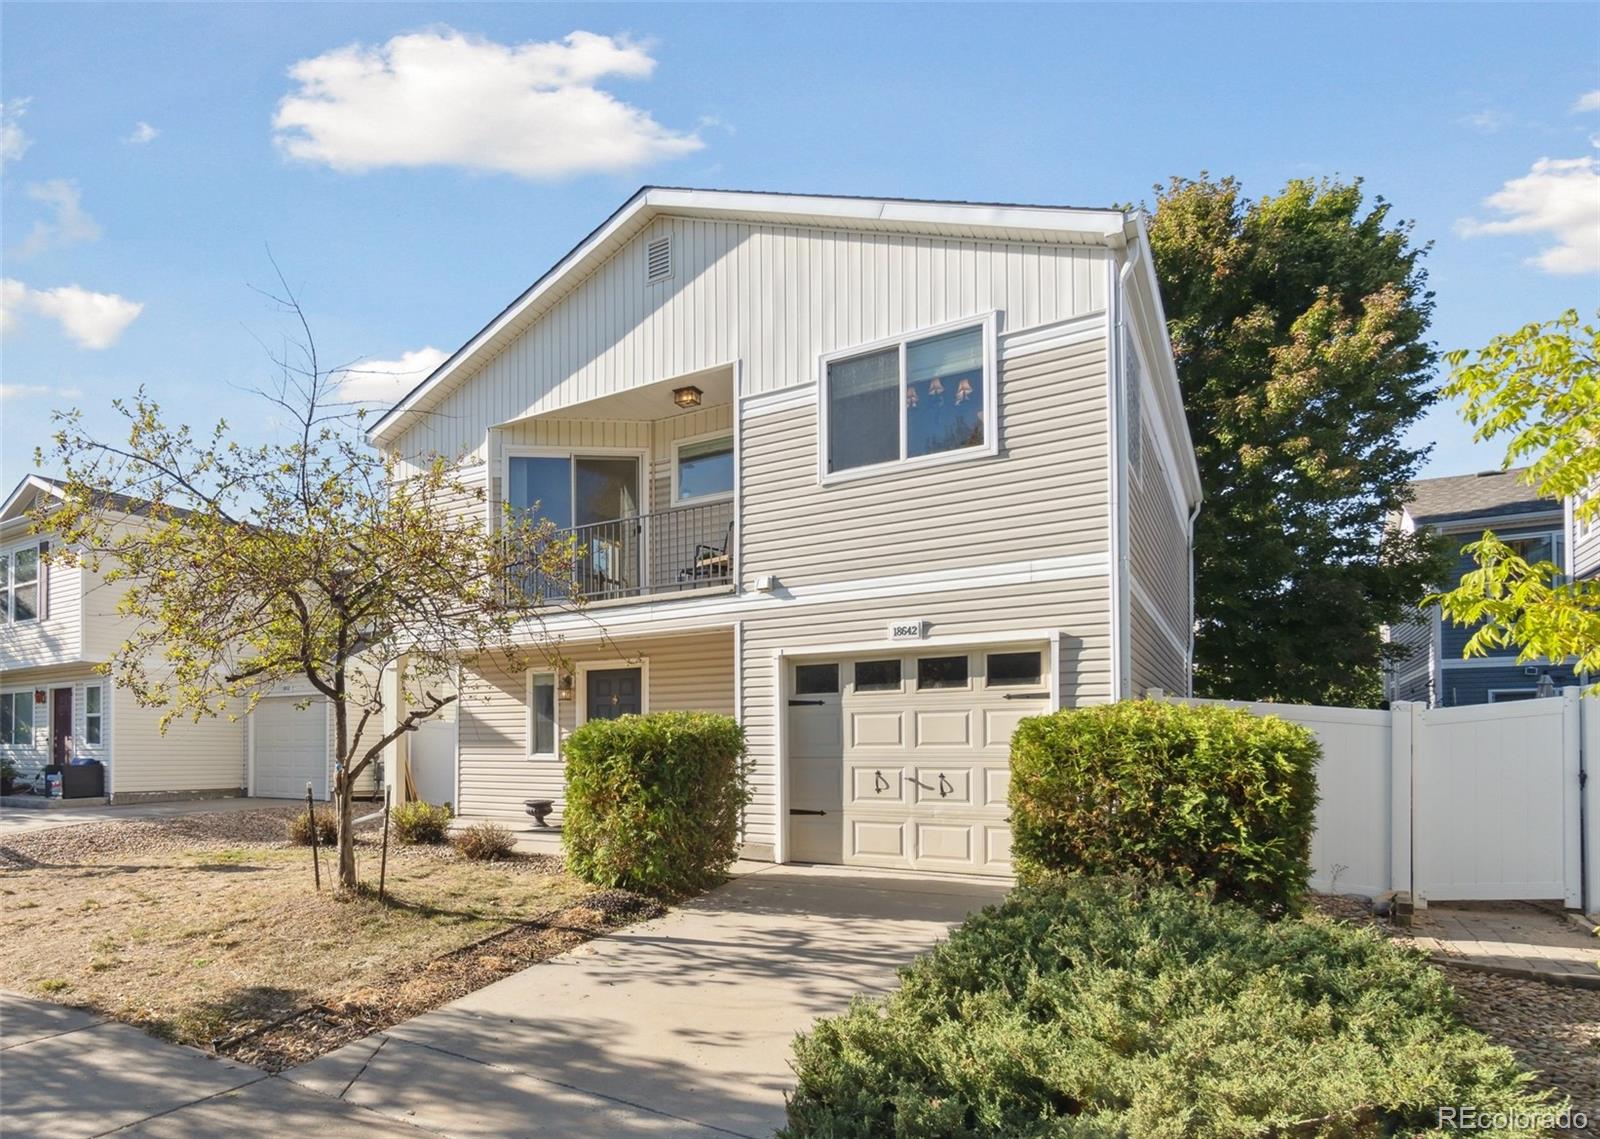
[{"left": 1402, "top": 901, "right": 1600, "bottom": 988}]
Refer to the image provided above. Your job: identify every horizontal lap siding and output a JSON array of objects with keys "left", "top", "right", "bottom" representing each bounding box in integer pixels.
[
  {"left": 1, "top": 554, "right": 81, "bottom": 669},
  {"left": 741, "top": 335, "right": 1109, "bottom": 589},
  {"left": 1126, "top": 420, "right": 1190, "bottom": 695},
  {"left": 393, "top": 219, "right": 1109, "bottom": 468},
  {"left": 1129, "top": 596, "right": 1186, "bottom": 696},
  {"left": 111, "top": 686, "right": 247, "bottom": 795},
  {"left": 457, "top": 630, "right": 735, "bottom": 821},
  {"left": 0, "top": 665, "right": 101, "bottom": 782}
]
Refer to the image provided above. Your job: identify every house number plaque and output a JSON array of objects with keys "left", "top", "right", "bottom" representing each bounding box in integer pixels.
[{"left": 888, "top": 619, "right": 926, "bottom": 641}]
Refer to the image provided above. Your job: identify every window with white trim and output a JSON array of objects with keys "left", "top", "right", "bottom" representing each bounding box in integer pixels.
[
  {"left": 0, "top": 691, "right": 34, "bottom": 746},
  {"left": 674, "top": 434, "right": 733, "bottom": 503},
  {"left": 529, "top": 673, "right": 557, "bottom": 757},
  {"left": 822, "top": 316, "right": 995, "bottom": 478},
  {"left": 3, "top": 543, "right": 40, "bottom": 623},
  {"left": 85, "top": 685, "right": 103, "bottom": 746}
]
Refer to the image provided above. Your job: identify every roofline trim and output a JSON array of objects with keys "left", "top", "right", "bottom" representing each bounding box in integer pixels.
[{"left": 367, "top": 187, "right": 1128, "bottom": 446}]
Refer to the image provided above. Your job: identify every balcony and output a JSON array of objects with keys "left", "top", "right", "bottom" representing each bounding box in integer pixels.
[{"left": 508, "top": 500, "right": 734, "bottom": 606}]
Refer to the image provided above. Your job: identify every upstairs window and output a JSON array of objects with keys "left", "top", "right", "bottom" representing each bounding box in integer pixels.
[
  {"left": 4, "top": 545, "right": 40, "bottom": 624},
  {"left": 674, "top": 435, "right": 734, "bottom": 503},
  {"left": 821, "top": 315, "right": 995, "bottom": 480}
]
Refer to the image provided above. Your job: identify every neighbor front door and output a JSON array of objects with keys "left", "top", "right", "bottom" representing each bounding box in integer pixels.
[
  {"left": 586, "top": 668, "right": 642, "bottom": 721},
  {"left": 51, "top": 688, "right": 72, "bottom": 764}
]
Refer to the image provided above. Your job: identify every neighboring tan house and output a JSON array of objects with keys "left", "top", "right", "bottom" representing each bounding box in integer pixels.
[
  {"left": 1386, "top": 467, "right": 1580, "bottom": 706},
  {"left": 0, "top": 475, "right": 370, "bottom": 803},
  {"left": 370, "top": 187, "right": 1203, "bottom": 877}
]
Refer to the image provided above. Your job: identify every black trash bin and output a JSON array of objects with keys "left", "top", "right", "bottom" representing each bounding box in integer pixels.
[{"left": 52, "top": 761, "right": 106, "bottom": 799}]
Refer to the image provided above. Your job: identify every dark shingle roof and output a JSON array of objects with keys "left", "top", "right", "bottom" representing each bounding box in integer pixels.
[{"left": 1405, "top": 467, "right": 1560, "bottom": 526}]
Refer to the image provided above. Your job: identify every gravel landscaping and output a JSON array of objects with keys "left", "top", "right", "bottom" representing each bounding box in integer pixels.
[{"left": 0, "top": 807, "right": 656, "bottom": 1068}]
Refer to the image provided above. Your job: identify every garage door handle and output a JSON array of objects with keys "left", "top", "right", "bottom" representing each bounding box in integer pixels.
[
  {"left": 788, "top": 699, "right": 825, "bottom": 706},
  {"left": 789, "top": 808, "right": 827, "bottom": 816},
  {"left": 1003, "top": 692, "right": 1050, "bottom": 700}
]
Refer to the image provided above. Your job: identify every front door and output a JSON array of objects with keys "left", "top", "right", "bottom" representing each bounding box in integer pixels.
[
  {"left": 50, "top": 688, "right": 73, "bottom": 765},
  {"left": 586, "top": 668, "right": 642, "bottom": 722}
]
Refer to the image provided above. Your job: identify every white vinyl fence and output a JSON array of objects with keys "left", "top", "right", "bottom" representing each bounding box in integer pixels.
[{"left": 1167, "top": 689, "right": 1598, "bottom": 911}]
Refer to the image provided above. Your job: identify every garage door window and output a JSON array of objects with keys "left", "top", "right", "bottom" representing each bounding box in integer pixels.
[
  {"left": 986, "top": 651, "right": 1042, "bottom": 687},
  {"left": 917, "top": 655, "right": 969, "bottom": 690},
  {"left": 853, "top": 659, "right": 902, "bottom": 692},
  {"left": 795, "top": 664, "right": 839, "bottom": 695}
]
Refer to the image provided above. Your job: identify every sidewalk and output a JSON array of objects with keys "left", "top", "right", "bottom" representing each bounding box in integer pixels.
[{"left": 1401, "top": 902, "right": 1600, "bottom": 989}]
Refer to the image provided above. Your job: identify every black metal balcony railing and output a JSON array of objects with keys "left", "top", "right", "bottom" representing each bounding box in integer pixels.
[{"left": 507, "top": 500, "right": 735, "bottom": 605}]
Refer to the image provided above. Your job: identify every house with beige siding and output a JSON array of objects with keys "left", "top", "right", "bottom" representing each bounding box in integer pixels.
[
  {"left": 0, "top": 475, "right": 371, "bottom": 804},
  {"left": 371, "top": 188, "right": 1202, "bottom": 877}
]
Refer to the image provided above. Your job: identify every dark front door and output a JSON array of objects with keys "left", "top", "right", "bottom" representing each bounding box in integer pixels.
[
  {"left": 51, "top": 688, "right": 73, "bottom": 764},
  {"left": 586, "top": 668, "right": 642, "bottom": 722}
]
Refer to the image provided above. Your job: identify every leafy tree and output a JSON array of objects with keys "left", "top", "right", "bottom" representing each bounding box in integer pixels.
[
  {"left": 1148, "top": 175, "right": 1453, "bottom": 705},
  {"left": 34, "top": 280, "right": 574, "bottom": 893},
  {"left": 1428, "top": 309, "right": 1599, "bottom": 688}
]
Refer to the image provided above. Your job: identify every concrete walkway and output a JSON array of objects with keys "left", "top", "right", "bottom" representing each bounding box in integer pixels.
[
  {"left": 0, "top": 992, "right": 429, "bottom": 1139},
  {"left": 0, "top": 797, "right": 291, "bottom": 838},
  {"left": 0, "top": 864, "right": 1006, "bottom": 1138},
  {"left": 286, "top": 863, "right": 1007, "bottom": 1137}
]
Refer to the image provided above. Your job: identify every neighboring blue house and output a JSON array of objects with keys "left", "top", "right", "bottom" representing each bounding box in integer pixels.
[{"left": 1386, "top": 467, "right": 1579, "bottom": 707}]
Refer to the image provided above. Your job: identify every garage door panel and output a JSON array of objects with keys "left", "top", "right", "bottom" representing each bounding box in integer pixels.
[
  {"left": 254, "top": 697, "right": 329, "bottom": 800},
  {"left": 850, "top": 820, "right": 907, "bottom": 860},
  {"left": 847, "top": 764, "right": 909, "bottom": 806},
  {"left": 851, "top": 711, "right": 904, "bottom": 748},
  {"left": 911, "top": 766, "right": 973, "bottom": 807},
  {"left": 983, "top": 707, "right": 1033, "bottom": 747},
  {"left": 983, "top": 824, "right": 1013, "bottom": 868},
  {"left": 914, "top": 823, "right": 975, "bottom": 868},
  {"left": 983, "top": 768, "right": 1010, "bottom": 808},
  {"left": 914, "top": 709, "right": 971, "bottom": 746}
]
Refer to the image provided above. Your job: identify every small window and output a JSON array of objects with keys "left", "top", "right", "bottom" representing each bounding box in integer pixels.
[
  {"left": 84, "top": 685, "right": 103, "bottom": 746},
  {"left": 1, "top": 692, "right": 33, "bottom": 746},
  {"left": 917, "top": 656, "right": 969, "bottom": 690},
  {"left": 823, "top": 318, "right": 992, "bottom": 477},
  {"left": 675, "top": 435, "right": 734, "bottom": 502},
  {"left": 794, "top": 663, "right": 839, "bottom": 695},
  {"left": 987, "top": 652, "right": 1043, "bottom": 687},
  {"left": 853, "top": 659, "right": 902, "bottom": 692},
  {"left": 530, "top": 674, "right": 557, "bottom": 756}
]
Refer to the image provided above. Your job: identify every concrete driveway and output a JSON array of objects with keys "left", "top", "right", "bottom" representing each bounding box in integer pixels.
[
  {"left": 0, "top": 864, "right": 1005, "bottom": 1138},
  {"left": 0, "top": 797, "right": 291, "bottom": 838},
  {"left": 289, "top": 863, "right": 1005, "bottom": 1137}
]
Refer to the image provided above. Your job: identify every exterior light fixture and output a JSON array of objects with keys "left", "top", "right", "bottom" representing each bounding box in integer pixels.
[{"left": 673, "top": 385, "right": 703, "bottom": 409}]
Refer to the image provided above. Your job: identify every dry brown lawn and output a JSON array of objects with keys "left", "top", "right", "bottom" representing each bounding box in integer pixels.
[{"left": 0, "top": 808, "right": 620, "bottom": 1057}]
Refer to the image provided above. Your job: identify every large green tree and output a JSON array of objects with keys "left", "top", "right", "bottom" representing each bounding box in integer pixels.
[{"left": 1149, "top": 175, "right": 1451, "bottom": 705}]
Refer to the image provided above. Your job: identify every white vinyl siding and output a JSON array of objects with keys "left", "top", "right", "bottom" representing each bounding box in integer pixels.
[
  {"left": 456, "top": 629, "right": 735, "bottom": 823},
  {"left": 390, "top": 218, "right": 1108, "bottom": 470},
  {"left": 112, "top": 684, "right": 246, "bottom": 796},
  {"left": 1126, "top": 419, "right": 1191, "bottom": 696},
  {"left": 0, "top": 535, "right": 81, "bottom": 670}
]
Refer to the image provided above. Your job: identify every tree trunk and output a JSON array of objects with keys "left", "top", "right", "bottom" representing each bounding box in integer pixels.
[{"left": 335, "top": 769, "right": 357, "bottom": 892}]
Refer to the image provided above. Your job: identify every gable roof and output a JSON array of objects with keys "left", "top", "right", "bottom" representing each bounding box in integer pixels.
[
  {"left": 1405, "top": 467, "right": 1560, "bottom": 526},
  {"left": 367, "top": 186, "right": 1132, "bottom": 447},
  {"left": 2, "top": 474, "right": 197, "bottom": 529}
]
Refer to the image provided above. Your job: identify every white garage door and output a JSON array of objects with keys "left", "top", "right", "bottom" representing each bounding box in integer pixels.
[
  {"left": 253, "top": 696, "right": 329, "bottom": 800},
  {"left": 786, "top": 644, "right": 1051, "bottom": 875}
]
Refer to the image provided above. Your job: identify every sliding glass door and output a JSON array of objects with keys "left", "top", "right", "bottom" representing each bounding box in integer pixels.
[{"left": 508, "top": 453, "right": 642, "bottom": 599}]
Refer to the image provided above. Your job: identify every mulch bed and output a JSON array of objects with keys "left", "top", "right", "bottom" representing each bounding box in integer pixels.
[{"left": 215, "top": 888, "right": 665, "bottom": 1071}]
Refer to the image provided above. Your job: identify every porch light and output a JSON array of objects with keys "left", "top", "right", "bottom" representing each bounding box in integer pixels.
[{"left": 672, "top": 385, "right": 703, "bottom": 409}]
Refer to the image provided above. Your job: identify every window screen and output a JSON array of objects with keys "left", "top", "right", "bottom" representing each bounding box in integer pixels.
[{"left": 826, "top": 348, "right": 899, "bottom": 472}]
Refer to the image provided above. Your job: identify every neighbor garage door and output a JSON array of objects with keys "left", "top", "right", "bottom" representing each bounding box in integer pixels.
[
  {"left": 252, "top": 696, "right": 329, "bottom": 799},
  {"left": 786, "top": 644, "right": 1050, "bottom": 875}
]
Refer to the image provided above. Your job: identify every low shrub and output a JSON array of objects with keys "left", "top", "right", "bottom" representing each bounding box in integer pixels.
[
  {"left": 391, "top": 799, "right": 452, "bottom": 844},
  {"left": 285, "top": 809, "right": 337, "bottom": 846},
  {"left": 451, "top": 821, "right": 515, "bottom": 861},
  {"left": 562, "top": 711, "right": 747, "bottom": 897},
  {"left": 1010, "top": 699, "right": 1320, "bottom": 915},
  {"left": 781, "top": 878, "right": 1560, "bottom": 1138}
]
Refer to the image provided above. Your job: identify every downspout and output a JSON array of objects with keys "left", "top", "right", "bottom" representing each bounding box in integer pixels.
[{"left": 1112, "top": 255, "right": 1137, "bottom": 702}]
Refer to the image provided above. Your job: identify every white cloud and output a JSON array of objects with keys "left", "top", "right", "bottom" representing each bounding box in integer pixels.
[
  {"left": 0, "top": 383, "right": 83, "bottom": 402},
  {"left": 1, "top": 99, "right": 30, "bottom": 167},
  {"left": 1458, "top": 156, "right": 1600, "bottom": 274},
  {"left": 1573, "top": 90, "right": 1600, "bottom": 113},
  {"left": 1462, "top": 108, "right": 1509, "bottom": 134},
  {"left": 273, "top": 29, "right": 703, "bottom": 179},
  {"left": 14, "top": 180, "right": 102, "bottom": 258},
  {"left": 1, "top": 278, "right": 145, "bottom": 349},
  {"left": 335, "top": 346, "right": 449, "bottom": 404},
  {"left": 125, "top": 121, "right": 159, "bottom": 144}
]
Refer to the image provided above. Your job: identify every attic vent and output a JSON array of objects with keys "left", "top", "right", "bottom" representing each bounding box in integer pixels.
[{"left": 646, "top": 235, "right": 672, "bottom": 284}]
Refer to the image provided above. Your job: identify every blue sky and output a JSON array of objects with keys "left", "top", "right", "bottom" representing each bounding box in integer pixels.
[{"left": 3, "top": 3, "right": 1598, "bottom": 492}]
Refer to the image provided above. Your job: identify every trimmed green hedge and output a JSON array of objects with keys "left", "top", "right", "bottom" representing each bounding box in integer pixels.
[
  {"left": 1010, "top": 700, "right": 1320, "bottom": 915},
  {"left": 781, "top": 879, "right": 1560, "bottom": 1138},
  {"left": 562, "top": 711, "right": 748, "bottom": 897}
]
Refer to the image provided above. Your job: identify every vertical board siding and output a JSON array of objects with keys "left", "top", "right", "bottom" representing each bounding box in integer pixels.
[
  {"left": 741, "top": 335, "right": 1110, "bottom": 589},
  {"left": 456, "top": 629, "right": 735, "bottom": 821},
  {"left": 391, "top": 219, "right": 1109, "bottom": 467}
]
